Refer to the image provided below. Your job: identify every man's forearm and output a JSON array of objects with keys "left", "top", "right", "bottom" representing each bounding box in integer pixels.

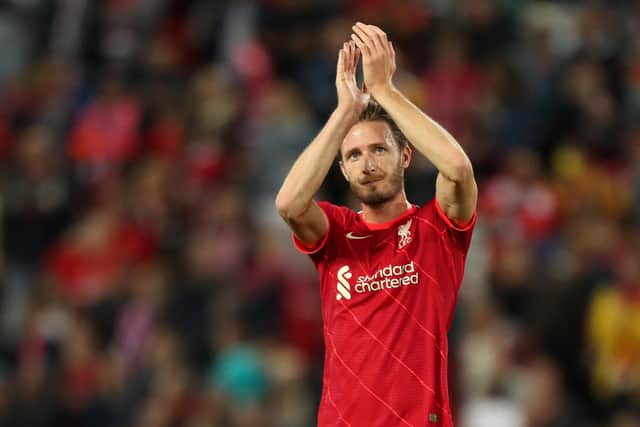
[
  {"left": 276, "top": 108, "right": 358, "bottom": 219},
  {"left": 373, "top": 86, "right": 472, "bottom": 183}
]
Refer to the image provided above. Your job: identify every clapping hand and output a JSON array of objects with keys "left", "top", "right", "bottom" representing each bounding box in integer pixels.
[
  {"left": 336, "top": 40, "right": 370, "bottom": 117},
  {"left": 350, "top": 22, "right": 396, "bottom": 98}
]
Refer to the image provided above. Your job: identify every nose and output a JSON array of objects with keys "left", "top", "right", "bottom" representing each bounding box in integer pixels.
[{"left": 362, "top": 153, "right": 376, "bottom": 174}]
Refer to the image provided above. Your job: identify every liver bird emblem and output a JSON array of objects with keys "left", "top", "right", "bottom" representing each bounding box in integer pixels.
[{"left": 398, "top": 219, "right": 412, "bottom": 249}]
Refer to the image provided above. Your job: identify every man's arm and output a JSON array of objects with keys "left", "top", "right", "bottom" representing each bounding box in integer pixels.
[
  {"left": 351, "top": 23, "right": 477, "bottom": 225},
  {"left": 275, "top": 41, "right": 368, "bottom": 245}
]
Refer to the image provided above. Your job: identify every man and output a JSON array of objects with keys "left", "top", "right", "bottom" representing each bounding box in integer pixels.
[{"left": 276, "top": 22, "right": 477, "bottom": 427}]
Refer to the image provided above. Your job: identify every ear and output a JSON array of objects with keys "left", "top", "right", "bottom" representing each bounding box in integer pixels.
[
  {"left": 339, "top": 160, "right": 350, "bottom": 182},
  {"left": 401, "top": 145, "right": 412, "bottom": 169}
]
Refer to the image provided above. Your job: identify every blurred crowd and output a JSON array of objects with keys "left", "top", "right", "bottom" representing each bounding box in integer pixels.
[{"left": 0, "top": 0, "right": 638, "bottom": 426}]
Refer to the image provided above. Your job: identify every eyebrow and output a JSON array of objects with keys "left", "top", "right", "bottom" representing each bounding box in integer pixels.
[
  {"left": 343, "top": 141, "right": 389, "bottom": 159},
  {"left": 344, "top": 147, "right": 360, "bottom": 158},
  {"left": 364, "top": 141, "right": 388, "bottom": 152}
]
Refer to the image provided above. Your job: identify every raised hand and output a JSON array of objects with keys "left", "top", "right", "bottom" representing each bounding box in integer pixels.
[
  {"left": 336, "top": 40, "right": 370, "bottom": 117},
  {"left": 350, "top": 22, "right": 396, "bottom": 98}
]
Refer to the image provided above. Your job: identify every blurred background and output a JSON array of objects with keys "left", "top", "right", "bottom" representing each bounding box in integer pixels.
[{"left": 0, "top": 0, "right": 638, "bottom": 426}]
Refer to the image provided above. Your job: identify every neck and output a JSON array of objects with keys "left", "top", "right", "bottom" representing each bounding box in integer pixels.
[{"left": 360, "top": 190, "right": 411, "bottom": 224}]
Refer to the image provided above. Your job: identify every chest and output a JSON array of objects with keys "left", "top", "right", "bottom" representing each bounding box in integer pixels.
[
  {"left": 335, "top": 216, "right": 435, "bottom": 266},
  {"left": 325, "top": 217, "right": 444, "bottom": 310}
]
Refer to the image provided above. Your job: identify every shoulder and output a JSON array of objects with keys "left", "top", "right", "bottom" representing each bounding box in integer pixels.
[
  {"left": 414, "top": 198, "right": 476, "bottom": 252},
  {"left": 415, "top": 199, "right": 476, "bottom": 231},
  {"left": 297, "top": 201, "right": 359, "bottom": 261},
  {"left": 317, "top": 201, "right": 358, "bottom": 227}
]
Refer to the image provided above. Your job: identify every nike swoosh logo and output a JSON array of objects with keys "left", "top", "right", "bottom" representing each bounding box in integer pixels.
[{"left": 346, "top": 232, "right": 372, "bottom": 240}]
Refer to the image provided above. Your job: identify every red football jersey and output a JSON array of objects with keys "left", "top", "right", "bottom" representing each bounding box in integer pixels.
[{"left": 294, "top": 199, "right": 476, "bottom": 427}]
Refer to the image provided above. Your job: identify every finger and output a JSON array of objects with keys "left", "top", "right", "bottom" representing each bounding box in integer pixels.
[
  {"left": 383, "top": 39, "right": 392, "bottom": 60},
  {"left": 344, "top": 41, "right": 351, "bottom": 73},
  {"left": 351, "top": 32, "right": 372, "bottom": 58},
  {"left": 343, "top": 42, "right": 350, "bottom": 72},
  {"left": 352, "top": 25, "right": 376, "bottom": 55},
  {"left": 389, "top": 41, "right": 396, "bottom": 69},
  {"left": 348, "top": 41, "right": 356, "bottom": 72},
  {"left": 353, "top": 22, "right": 378, "bottom": 52},
  {"left": 366, "top": 26, "right": 390, "bottom": 57},
  {"left": 354, "top": 24, "right": 379, "bottom": 54},
  {"left": 369, "top": 25, "right": 387, "bottom": 39},
  {"left": 367, "top": 24, "right": 389, "bottom": 53},
  {"left": 354, "top": 23, "right": 379, "bottom": 51},
  {"left": 336, "top": 47, "right": 343, "bottom": 76},
  {"left": 340, "top": 45, "right": 350, "bottom": 76}
]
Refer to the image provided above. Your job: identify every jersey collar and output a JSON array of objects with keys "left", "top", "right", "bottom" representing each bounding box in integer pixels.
[{"left": 359, "top": 205, "right": 417, "bottom": 230}]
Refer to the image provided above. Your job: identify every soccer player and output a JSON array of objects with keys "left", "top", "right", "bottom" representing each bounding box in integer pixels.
[{"left": 275, "top": 22, "right": 477, "bottom": 427}]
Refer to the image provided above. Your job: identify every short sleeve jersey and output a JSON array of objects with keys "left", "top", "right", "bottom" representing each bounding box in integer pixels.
[{"left": 294, "top": 199, "right": 476, "bottom": 427}]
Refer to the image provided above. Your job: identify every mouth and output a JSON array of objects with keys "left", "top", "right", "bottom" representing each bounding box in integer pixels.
[{"left": 360, "top": 177, "right": 384, "bottom": 185}]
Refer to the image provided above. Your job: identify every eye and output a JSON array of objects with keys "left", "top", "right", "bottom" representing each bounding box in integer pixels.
[
  {"left": 375, "top": 146, "right": 386, "bottom": 154},
  {"left": 348, "top": 151, "right": 360, "bottom": 160}
]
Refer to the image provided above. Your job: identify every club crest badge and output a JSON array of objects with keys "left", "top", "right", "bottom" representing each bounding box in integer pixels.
[{"left": 398, "top": 219, "right": 412, "bottom": 249}]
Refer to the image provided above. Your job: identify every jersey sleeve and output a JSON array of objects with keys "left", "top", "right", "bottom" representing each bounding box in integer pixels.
[
  {"left": 416, "top": 198, "right": 476, "bottom": 255},
  {"left": 292, "top": 201, "right": 346, "bottom": 260},
  {"left": 432, "top": 198, "right": 476, "bottom": 252}
]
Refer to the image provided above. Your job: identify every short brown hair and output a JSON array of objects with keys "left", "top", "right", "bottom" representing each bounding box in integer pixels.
[
  {"left": 358, "top": 101, "right": 409, "bottom": 151},
  {"left": 338, "top": 102, "right": 408, "bottom": 161}
]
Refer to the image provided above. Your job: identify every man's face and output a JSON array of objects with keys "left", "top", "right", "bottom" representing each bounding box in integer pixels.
[{"left": 340, "top": 121, "right": 411, "bottom": 206}]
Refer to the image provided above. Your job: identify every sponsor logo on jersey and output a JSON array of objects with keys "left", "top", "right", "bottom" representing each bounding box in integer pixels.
[
  {"left": 335, "top": 262, "right": 419, "bottom": 300},
  {"left": 336, "top": 265, "right": 352, "bottom": 300},
  {"left": 398, "top": 219, "right": 412, "bottom": 249},
  {"left": 355, "top": 262, "right": 418, "bottom": 293}
]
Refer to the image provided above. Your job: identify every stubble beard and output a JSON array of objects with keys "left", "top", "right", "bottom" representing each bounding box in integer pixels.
[{"left": 350, "top": 165, "right": 404, "bottom": 207}]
